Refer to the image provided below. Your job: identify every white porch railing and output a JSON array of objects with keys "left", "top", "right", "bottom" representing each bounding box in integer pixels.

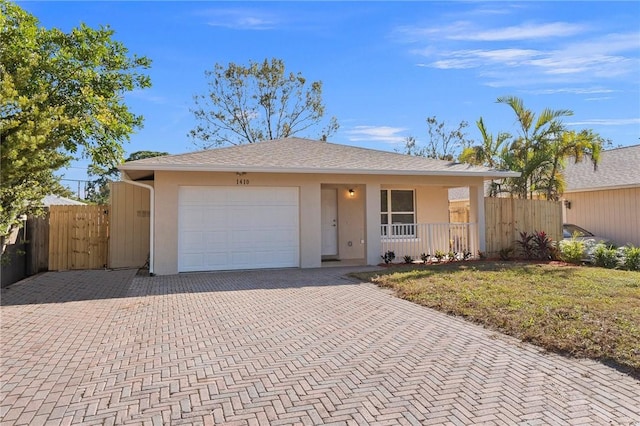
[{"left": 380, "top": 223, "right": 478, "bottom": 262}]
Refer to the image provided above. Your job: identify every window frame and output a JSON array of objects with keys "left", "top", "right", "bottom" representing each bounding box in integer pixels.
[{"left": 380, "top": 189, "right": 416, "bottom": 237}]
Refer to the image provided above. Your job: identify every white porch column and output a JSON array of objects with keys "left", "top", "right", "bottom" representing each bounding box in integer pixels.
[
  {"left": 469, "top": 184, "right": 486, "bottom": 252},
  {"left": 365, "top": 183, "right": 381, "bottom": 265},
  {"left": 299, "top": 182, "right": 322, "bottom": 268}
]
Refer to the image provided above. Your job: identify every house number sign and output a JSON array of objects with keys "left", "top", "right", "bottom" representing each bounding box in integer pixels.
[{"left": 236, "top": 178, "right": 250, "bottom": 185}]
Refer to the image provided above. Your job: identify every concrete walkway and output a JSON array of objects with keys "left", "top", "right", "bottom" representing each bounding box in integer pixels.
[{"left": 1, "top": 267, "right": 638, "bottom": 425}]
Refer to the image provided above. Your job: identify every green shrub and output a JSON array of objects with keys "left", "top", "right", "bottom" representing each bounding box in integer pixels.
[
  {"left": 582, "top": 238, "right": 599, "bottom": 261},
  {"left": 621, "top": 245, "right": 640, "bottom": 271},
  {"left": 381, "top": 250, "right": 395, "bottom": 264},
  {"left": 420, "top": 253, "right": 430, "bottom": 264},
  {"left": 593, "top": 244, "right": 619, "bottom": 269},
  {"left": 499, "top": 247, "right": 514, "bottom": 261},
  {"left": 558, "top": 239, "right": 584, "bottom": 264},
  {"left": 403, "top": 255, "right": 414, "bottom": 264}
]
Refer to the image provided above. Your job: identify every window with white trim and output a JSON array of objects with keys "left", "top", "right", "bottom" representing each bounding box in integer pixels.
[{"left": 381, "top": 189, "right": 415, "bottom": 236}]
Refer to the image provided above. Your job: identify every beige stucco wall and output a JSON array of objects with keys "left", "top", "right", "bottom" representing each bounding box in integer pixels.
[
  {"left": 322, "top": 184, "right": 366, "bottom": 260},
  {"left": 150, "top": 171, "right": 485, "bottom": 275},
  {"left": 563, "top": 187, "right": 640, "bottom": 247}
]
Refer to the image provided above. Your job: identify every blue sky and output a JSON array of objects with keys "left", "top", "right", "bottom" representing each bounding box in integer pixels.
[{"left": 18, "top": 1, "right": 640, "bottom": 186}]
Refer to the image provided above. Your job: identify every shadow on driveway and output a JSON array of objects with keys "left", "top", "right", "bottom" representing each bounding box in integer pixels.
[
  {"left": 0, "top": 269, "right": 136, "bottom": 306},
  {"left": 0, "top": 266, "right": 382, "bottom": 306}
]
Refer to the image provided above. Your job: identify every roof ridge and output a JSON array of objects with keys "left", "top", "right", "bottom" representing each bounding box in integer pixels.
[
  {"left": 602, "top": 144, "right": 640, "bottom": 152},
  {"left": 119, "top": 137, "right": 520, "bottom": 179}
]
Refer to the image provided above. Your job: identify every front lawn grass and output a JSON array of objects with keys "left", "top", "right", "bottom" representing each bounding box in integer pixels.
[{"left": 352, "top": 261, "right": 640, "bottom": 378}]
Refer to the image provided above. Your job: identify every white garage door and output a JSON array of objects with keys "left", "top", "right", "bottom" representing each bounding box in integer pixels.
[{"left": 178, "top": 186, "right": 300, "bottom": 272}]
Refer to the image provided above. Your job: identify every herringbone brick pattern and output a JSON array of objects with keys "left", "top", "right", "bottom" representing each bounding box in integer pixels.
[{"left": 1, "top": 267, "right": 639, "bottom": 425}]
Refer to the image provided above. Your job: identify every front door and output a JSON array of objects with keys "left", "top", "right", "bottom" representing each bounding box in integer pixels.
[{"left": 321, "top": 188, "right": 338, "bottom": 257}]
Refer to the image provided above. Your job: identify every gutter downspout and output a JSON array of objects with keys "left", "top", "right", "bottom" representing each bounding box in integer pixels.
[{"left": 121, "top": 175, "right": 155, "bottom": 276}]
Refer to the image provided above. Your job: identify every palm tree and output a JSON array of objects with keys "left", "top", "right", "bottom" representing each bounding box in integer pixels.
[
  {"left": 472, "top": 117, "right": 510, "bottom": 169},
  {"left": 540, "top": 130, "right": 603, "bottom": 200},
  {"left": 458, "top": 117, "right": 511, "bottom": 196},
  {"left": 496, "top": 96, "right": 573, "bottom": 199}
]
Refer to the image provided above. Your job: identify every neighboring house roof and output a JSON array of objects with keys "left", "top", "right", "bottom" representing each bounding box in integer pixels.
[
  {"left": 120, "top": 137, "right": 519, "bottom": 180},
  {"left": 449, "top": 144, "right": 640, "bottom": 199},
  {"left": 563, "top": 144, "right": 640, "bottom": 192},
  {"left": 448, "top": 181, "right": 495, "bottom": 201},
  {"left": 42, "top": 195, "right": 86, "bottom": 206},
  {"left": 449, "top": 187, "right": 471, "bottom": 201}
]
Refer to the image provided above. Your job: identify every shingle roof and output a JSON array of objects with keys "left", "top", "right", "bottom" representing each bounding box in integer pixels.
[
  {"left": 564, "top": 144, "right": 640, "bottom": 192},
  {"left": 120, "top": 137, "right": 518, "bottom": 179},
  {"left": 448, "top": 180, "right": 499, "bottom": 200},
  {"left": 42, "top": 195, "right": 85, "bottom": 206}
]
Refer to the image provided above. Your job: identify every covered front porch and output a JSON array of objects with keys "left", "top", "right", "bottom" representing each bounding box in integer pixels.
[
  {"left": 380, "top": 222, "right": 479, "bottom": 263},
  {"left": 320, "top": 181, "right": 486, "bottom": 267}
]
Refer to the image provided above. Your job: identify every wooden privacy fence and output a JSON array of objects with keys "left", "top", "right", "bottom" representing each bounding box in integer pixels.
[
  {"left": 484, "top": 197, "right": 562, "bottom": 256},
  {"left": 109, "top": 182, "right": 151, "bottom": 269},
  {"left": 449, "top": 200, "right": 470, "bottom": 223},
  {"left": 48, "top": 205, "right": 109, "bottom": 271},
  {"left": 27, "top": 213, "right": 49, "bottom": 275}
]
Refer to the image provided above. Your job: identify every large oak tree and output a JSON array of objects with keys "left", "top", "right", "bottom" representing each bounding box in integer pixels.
[
  {"left": 400, "top": 116, "right": 471, "bottom": 161},
  {"left": 86, "top": 150, "right": 169, "bottom": 204},
  {"left": 0, "top": 0, "right": 151, "bottom": 241},
  {"left": 189, "top": 58, "right": 338, "bottom": 148}
]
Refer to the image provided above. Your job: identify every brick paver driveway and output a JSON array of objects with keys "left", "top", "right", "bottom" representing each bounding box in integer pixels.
[{"left": 1, "top": 267, "right": 639, "bottom": 425}]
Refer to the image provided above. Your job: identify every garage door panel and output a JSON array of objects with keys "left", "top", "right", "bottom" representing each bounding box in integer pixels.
[
  {"left": 182, "top": 209, "right": 229, "bottom": 231},
  {"left": 181, "top": 231, "right": 204, "bottom": 248},
  {"left": 205, "top": 231, "right": 227, "bottom": 250},
  {"left": 268, "top": 189, "right": 298, "bottom": 204},
  {"left": 180, "top": 208, "right": 204, "bottom": 228},
  {"left": 204, "top": 208, "right": 227, "bottom": 226},
  {"left": 230, "top": 250, "right": 297, "bottom": 268},
  {"left": 179, "top": 186, "right": 300, "bottom": 272},
  {"left": 180, "top": 253, "right": 204, "bottom": 269},
  {"left": 271, "top": 213, "right": 298, "bottom": 228},
  {"left": 230, "top": 252, "right": 251, "bottom": 267},
  {"left": 228, "top": 208, "right": 259, "bottom": 224},
  {"left": 203, "top": 252, "right": 231, "bottom": 267},
  {"left": 181, "top": 187, "right": 212, "bottom": 204},
  {"left": 227, "top": 207, "right": 298, "bottom": 226},
  {"left": 230, "top": 229, "right": 255, "bottom": 244},
  {"left": 231, "top": 229, "right": 298, "bottom": 245}
]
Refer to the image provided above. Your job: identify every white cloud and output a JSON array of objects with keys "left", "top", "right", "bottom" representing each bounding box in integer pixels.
[
  {"left": 416, "top": 44, "right": 636, "bottom": 79},
  {"left": 523, "top": 87, "right": 615, "bottom": 95},
  {"left": 528, "top": 54, "right": 631, "bottom": 76},
  {"left": 430, "top": 58, "right": 479, "bottom": 70},
  {"left": 346, "top": 126, "right": 408, "bottom": 144},
  {"left": 451, "top": 22, "right": 585, "bottom": 41},
  {"left": 399, "top": 21, "right": 584, "bottom": 43},
  {"left": 401, "top": 11, "right": 640, "bottom": 88},
  {"left": 198, "top": 8, "right": 280, "bottom": 30},
  {"left": 567, "top": 118, "right": 640, "bottom": 126},
  {"left": 567, "top": 32, "right": 640, "bottom": 56},
  {"left": 428, "top": 48, "right": 542, "bottom": 69},
  {"left": 474, "top": 48, "right": 540, "bottom": 62}
]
